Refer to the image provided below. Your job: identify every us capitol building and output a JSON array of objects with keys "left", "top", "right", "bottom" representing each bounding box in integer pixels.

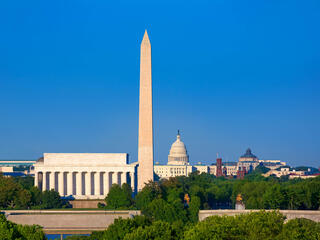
[
  {"left": 155, "top": 132, "right": 286, "bottom": 179},
  {"left": 154, "top": 131, "right": 208, "bottom": 179}
]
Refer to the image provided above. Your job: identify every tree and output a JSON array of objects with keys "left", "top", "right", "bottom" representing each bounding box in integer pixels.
[
  {"left": 184, "top": 215, "right": 243, "bottom": 240},
  {"left": 13, "top": 176, "right": 34, "bottom": 190},
  {"left": 135, "top": 181, "right": 162, "bottom": 210},
  {"left": 105, "top": 184, "right": 133, "bottom": 209},
  {"left": 41, "top": 189, "right": 63, "bottom": 209},
  {"left": 0, "top": 214, "right": 45, "bottom": 240},
  {"left": 263, "top": 184, "right": 285, "bottom": 209},
  {"left": 277, "top": 218, "right": 320, "bottom": 240},
  {"left": 236, "top": 210, "right": 285, "bottom": 240},
  {"left": 15, "top": 189, "right": 32, "bottom": 209},
  {"left": 123, "top": 221, "right": 180, "bottom": 240},
  {"left": 16, "top": 224, "right": 46, "bottom": 240},
  {"left": 144, "top": 199, "right": 180, "bottom": 223},
  {"left": 29, "top": 186, "right": 42, "bottom": 207},
  {"left": 184, "top": 211, "right": 285, "bottom": 240},
  {"left": 0, "top": 174, "right": 21, "bottom": 208},
  {"left": 188, "top": 196, "right": 200, "bottom": 223},
  {"left": 98, "top": 216, "right": 151, "bottom": 240}
]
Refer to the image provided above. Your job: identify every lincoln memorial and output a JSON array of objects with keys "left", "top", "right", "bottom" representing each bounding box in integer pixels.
[{"left": 34, "top": 153, "right": 137, "bottom": 199}]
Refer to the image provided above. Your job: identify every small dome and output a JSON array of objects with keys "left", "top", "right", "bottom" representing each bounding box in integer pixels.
[
  {"left": 168, "top": 131, "right": 189, "bottom": 165},
  {"left": 239, "top": 148, "right": 258, "bottom": 161},
  {"left": 241, "top": 148, "right": 257, "bottom": 158}
]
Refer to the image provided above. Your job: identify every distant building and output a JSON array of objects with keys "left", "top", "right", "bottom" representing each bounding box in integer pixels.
[
  {"left": 0, "top": 166, "right": 14, "bottom": 173},
  {"left": 167, "top": 131, "right": 189, "bottom": 165},
  {"left": 262, "top": 167, "right": 319, "bottom": 179},
  {"left": 216, "top": 158, "right": 223, "bottom": 177},
  {"left": 258, "top": 160, "right": 286, "bottom": 170},
  {"left": 34, "top": 153, "right": 137, "bottom": 199},
  {"left": 154, "top": 132, "right": 208, "bottom": 179},
  {"left": 193, "top": 163, "right": 209, "bottom": 174},
  {"left": 224, "top": 162, "right": 238, "bottom": 176},
  {"left": 155, "top": 132, "right": 193, "bottom": 179},
  {"left": 208, "top": 148, "right": 286, "bottom": 178},
  {"left": 239, "top": 148, "right": 258, "bottom": 162},
  {"left": 0, "top": 160, "right": 36, "bottom": 167}
]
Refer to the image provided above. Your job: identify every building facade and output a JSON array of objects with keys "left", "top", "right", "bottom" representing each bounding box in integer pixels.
[
  {"left": 154, "top": 132, "right": 209, "bottom": 179},
  {"left": 34, "top": 153, "right": 137, "bottom": 199}
]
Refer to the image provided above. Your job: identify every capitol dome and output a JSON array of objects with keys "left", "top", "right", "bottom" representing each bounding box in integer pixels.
[{"left": 168, "top": 131, "right": 189, "bottom": 165}]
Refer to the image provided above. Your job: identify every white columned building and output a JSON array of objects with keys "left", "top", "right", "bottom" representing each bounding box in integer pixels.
[{"left": 34, "top": 153, "right": 137, "bottom": 199}]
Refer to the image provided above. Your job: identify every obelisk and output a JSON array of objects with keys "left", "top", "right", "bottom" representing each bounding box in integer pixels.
[{"left": 138, "top": 30, "right": 154, "bottom": 191}]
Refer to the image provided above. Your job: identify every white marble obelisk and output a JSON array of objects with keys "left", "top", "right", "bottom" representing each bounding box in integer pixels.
[{"left": 138, "top": 30, "right": 154, "bottom": 191}]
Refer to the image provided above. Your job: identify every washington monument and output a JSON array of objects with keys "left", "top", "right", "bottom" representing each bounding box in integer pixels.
[{"left": 138, "top": 30, "right": 154, "bottom": 190}]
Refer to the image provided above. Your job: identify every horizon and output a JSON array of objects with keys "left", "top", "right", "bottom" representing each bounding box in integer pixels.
[{"left": 0, "top": 1, "right": 319, "bottom": 167}]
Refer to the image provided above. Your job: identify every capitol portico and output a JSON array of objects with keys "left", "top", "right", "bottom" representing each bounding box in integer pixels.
[{"left": 34, "top": 153, "right": 137, "bottom": 199}]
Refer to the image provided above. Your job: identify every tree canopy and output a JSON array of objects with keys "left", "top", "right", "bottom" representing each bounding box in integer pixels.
[
  {"left": 0, "top": 174, "right": 69, "bottom": 209},
  {"left": 0, "top": 214, "right": 45, "bottom": 240}
]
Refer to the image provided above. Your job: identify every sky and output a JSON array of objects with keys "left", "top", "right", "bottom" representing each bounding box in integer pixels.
[{"left": 0, "top": 0, "right": 319, "bottom": 167}]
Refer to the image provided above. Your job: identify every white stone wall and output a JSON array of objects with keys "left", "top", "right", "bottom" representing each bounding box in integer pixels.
[{"left": 43, "top": 153, "right": 128, "bottom": 166}]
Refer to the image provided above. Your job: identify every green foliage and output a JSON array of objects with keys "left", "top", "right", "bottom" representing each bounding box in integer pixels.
[
  {"left": 184, "top": 211, "right": 284, "bottom": 240},
  {"left": 188, "top": 196, "right": 201, "bottom": 223},
  {"left": 88, "top": 173, "right": 320, "bottom": 240},
  {"left": 0, "top": 174, "right": 68, "bottom": 210},
  {"left": 0, "top": 214, "right": 46, "bottom": 240},
  {"left": 184, "top": 215, "right": 243, "bottom": 240},
  {"left": 13, "top": 176, "right": 34, "bottom": 190},
  {"left": 237, "top": 211, "right": 285, "bottom": 239},
  {"left": 123, "top": 221, "right": 183, "bottom": 240},
  {"left": 16, "top": 224, "right": 46, "bottom": 240},
  {"left": 0, "top": 174, "right": 21, "bottom": 209},
  {"left": 276, "top": 218, "right": 320, "bottom": 240},
  {"left": 105, "top": 183, "right": 133, "bottom": 209},
  {"left": 135, "top": 181, "right": 162, "bottom": 210},
  {"left": 144, "top": 198, "right": 181, "bottom": 223},
  {"left": 96, "top": 216, "right": 151, "bottom": 240},
  {"left": 262, "top": 184, "right": 286, "bottom": 209},
  {"left": 41, "top": 189, "right": 64, "bottom": 209}
]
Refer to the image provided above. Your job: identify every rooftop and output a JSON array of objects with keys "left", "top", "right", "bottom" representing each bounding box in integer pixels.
[{"left": 240, "top": 148, "right": 258, "bottom": 159}]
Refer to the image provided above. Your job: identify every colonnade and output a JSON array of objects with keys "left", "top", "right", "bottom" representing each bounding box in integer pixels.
[{"left": 35, "top": 171, "right": 135, "bottom": 198}]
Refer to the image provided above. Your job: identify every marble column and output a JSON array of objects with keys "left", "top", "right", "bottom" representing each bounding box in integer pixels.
[
  {"left": 130, "top": 172, "right": 135, "bottom": 192},
  {"left": 67, "top": 172, "right": 73, "bottom": 196},
  {"left": 112, "top": 172, "right": 118, "bottom": 186},
  {"left": 103, "top": 172, "right": 109, "bottom": 196},
  {"left": 49, "top": 172, "right": 55, "bottom": 191},
  {"left": 58, "top": 172, "right": 64, "bottom": 196},
  {"left": 43, "top": 172, "right": 47, "bottom": 191},
  {"left": 76, "top": 172, "right": 82, "bottom": 196},
  {"left": 120, "top": 172, "right": 126, "bottom": 186},
  {"left": 94, "top": 172, "right": 100, "bottom": 196},
  {"left": 85, "top": 172, "right": 91, "bottom": 196},
  {"left": 35, "top": 172, "right": 39, "bottom": 188}
]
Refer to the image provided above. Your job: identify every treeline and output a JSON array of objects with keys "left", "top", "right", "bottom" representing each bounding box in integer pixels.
[
  {"left": 0, "top": 214, "right": 45, "bottom": 240},
  {"left": 101, "top": 171, "right": 320, "bottom": 217},
  {"left": 66, "top": 211, "right": 320, "bottom": 240},
  {"left": 0, "top": 174, "right": 69, "bottom": 209},
  {"left": 1, "top": 171, "right": 320, "bottom": 239}
]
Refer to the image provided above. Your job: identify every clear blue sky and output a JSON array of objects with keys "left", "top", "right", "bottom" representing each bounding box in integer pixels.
[{"left": 0, "top": 0, "right": 319, "bottom": 167}]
